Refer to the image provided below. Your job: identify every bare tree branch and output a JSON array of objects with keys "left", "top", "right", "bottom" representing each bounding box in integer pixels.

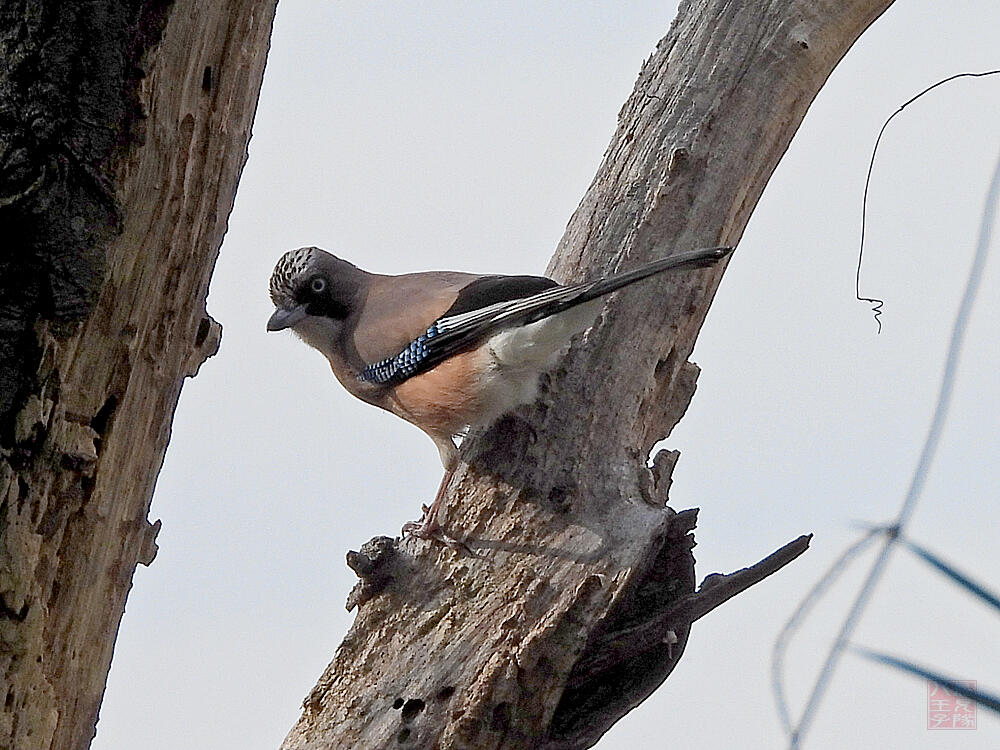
[
  {"left": 0, "top": 2, "right": 277, "bottom": 748},
  {"left": 280, "top": 1, "right": 894, "bottom": 748},
  {"left": 568, "top": 535, "right": 813, "bottom": 689}
]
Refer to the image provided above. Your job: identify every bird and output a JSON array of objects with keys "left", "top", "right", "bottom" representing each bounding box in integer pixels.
[{"left": 267, "top": 245, "right": 732, "bottom": 546}]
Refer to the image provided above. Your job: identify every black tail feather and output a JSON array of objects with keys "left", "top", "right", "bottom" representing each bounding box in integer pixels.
[{"left": 360, "top": 246, "right": 733, "bottom": 386}]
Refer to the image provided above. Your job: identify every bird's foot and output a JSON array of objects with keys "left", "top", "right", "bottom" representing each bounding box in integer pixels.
[{"left": 401, "top": 511, "right": 478, "bottom": 556}]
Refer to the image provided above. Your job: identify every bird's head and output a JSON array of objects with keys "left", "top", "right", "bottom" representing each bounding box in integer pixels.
[{"left": 266, "top": 247, "right": 366, "bottom": 334}]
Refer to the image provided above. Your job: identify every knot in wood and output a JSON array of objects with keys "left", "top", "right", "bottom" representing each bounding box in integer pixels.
[
  {"left": 346, "top": 535, "right": 396, "bottom": 578},
  {"left": 345, "top": 535, "right": 398, "bottom": 610},
  {"left": 668, "top": 145, "right": 690, "bottom": 172}
]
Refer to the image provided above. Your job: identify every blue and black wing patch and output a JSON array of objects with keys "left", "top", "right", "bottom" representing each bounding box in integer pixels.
[
  {"left": 358, "top": 247, "right": 732, "bottom": 387},
  {"left": 358, "top": 321, "right": 445, "bottom": 385},
  {"left": 359, "top": 275, "right": 556, "bottom": 386}
]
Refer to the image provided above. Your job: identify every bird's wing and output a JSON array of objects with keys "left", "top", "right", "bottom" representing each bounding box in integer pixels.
[
  {"left": 357, "top": 246, "right": 731, "bottom": 387},
  {"left": 440, "top": 274, "right": 559, "bottom": 316},
  {"left": 355, "top": 273, "right": 558, "bottom": 386},
  {"left": 349, "top": 271, "right": 555, "bottom": 372}
]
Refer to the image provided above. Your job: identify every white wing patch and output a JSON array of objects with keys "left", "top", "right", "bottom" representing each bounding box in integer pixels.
[{"left": 472, "top": 300, "right": 602, "bottom": 427}]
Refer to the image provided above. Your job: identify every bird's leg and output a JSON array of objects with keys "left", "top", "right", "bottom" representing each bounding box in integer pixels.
[
  {"left": 401, "top": 468, "right": 453, "bottom": 540},
  {"left": 400, "top": 435, "right": 476, "bottom": 552},
  {"left": 401, "top": 470, "right": 476, "bottom": 554}
]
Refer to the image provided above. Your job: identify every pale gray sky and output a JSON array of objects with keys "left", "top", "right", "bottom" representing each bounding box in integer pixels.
[{"left": 94, "top": 2, "right": 999, "bottom": 748}]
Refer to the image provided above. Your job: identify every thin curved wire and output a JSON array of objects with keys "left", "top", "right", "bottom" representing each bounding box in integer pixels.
[
  {"left": 790, "top": 145, "right": 1000, "bottom": 749},
  {"left": 776, "top": 72, "right": 1000, "bottom": 740},
  {"left": 856, "top": 70, "right": 1000, "bottom": 333},
  {"left": 771, "top": 527, "right": 881, "bottom": 734}
]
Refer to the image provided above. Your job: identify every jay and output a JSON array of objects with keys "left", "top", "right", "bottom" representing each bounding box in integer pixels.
[{"left": 267, "top": 245, "right": 731, "bottom": 545}]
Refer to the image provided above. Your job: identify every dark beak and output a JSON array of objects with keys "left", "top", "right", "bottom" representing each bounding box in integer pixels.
[{"left": 267, "top": 304, "right": 308, "bottom": 332}]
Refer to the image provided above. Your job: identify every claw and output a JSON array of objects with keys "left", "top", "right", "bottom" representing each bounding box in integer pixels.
[
  {"left": 402, "top": 518, "right": 479, "bottom": 556},
  {"left": 398, "top": 467, "right": 482, "bottom": 556}
]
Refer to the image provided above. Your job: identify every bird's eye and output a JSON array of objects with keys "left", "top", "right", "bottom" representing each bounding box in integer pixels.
[{"left": 310, "top": 276, "right": 327, "bottom": 294}]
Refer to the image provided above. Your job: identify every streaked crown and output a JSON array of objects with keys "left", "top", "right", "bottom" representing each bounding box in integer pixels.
[{"left": 269, "top": 247, "right": 317, "bottom": 307}]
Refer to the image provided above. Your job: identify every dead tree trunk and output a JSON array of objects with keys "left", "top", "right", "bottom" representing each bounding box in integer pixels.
[
  {"left": 281, "top": 1, "right": 895, "bottom": 749},
  {"left": 0, "top": 2, "right": 277, "bottom": 748}
]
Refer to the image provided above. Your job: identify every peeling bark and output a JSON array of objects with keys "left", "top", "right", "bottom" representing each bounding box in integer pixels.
[
  {"left": 0, "top": 2, "right": 277, "bottom": 748},
  {"left": 281, "top": 1, "right": 895, "bottom": 749}
]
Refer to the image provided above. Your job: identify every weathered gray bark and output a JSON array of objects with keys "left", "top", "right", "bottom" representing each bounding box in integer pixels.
[
  {"left": 281, "top": 1, "right": 895, "bottom": 749},
  {"left": 0, "top": 2, "right": 277, "bottom": 748}
]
